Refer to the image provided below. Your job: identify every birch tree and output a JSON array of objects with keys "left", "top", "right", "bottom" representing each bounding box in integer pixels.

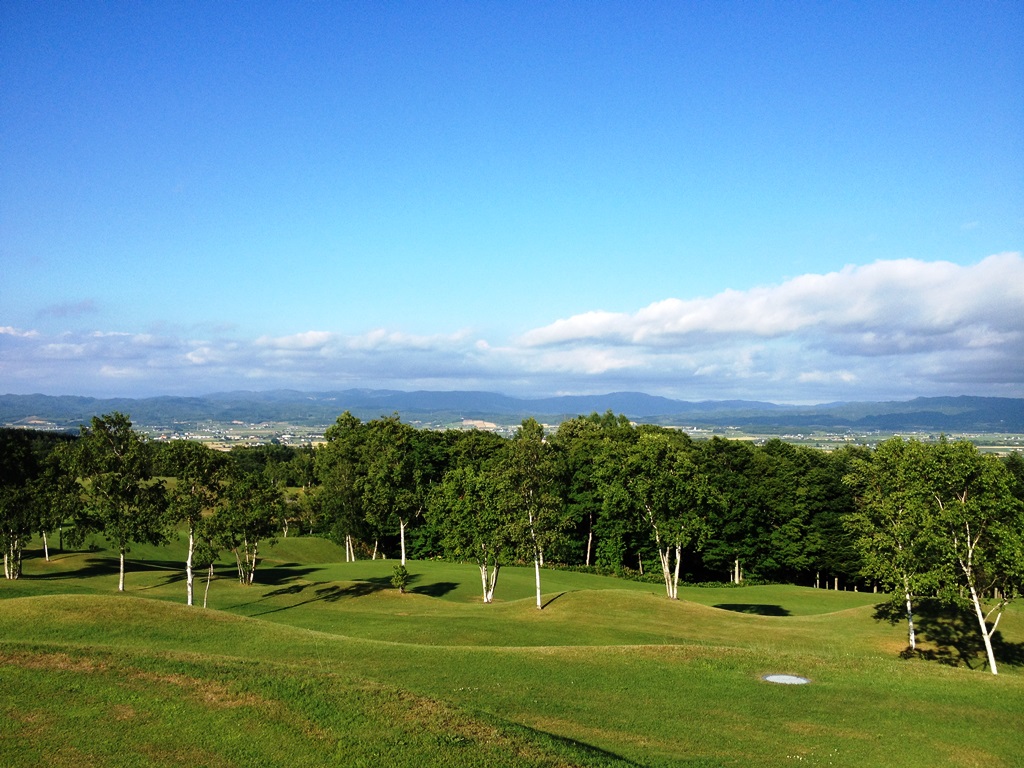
[
  {"left": 930, "top": 439, "right": 1024, "bottom": 675},
  {"left": 495, "top": 418, "right": 567, "bottom": 610},
  {"left": 71, "top": 413, "right": 169, "bottom": 591},
  {"left": 214, "top": 470, "right": 283, "bottom": 585},
  {"left": 362, "top": 415, "right": 419, "bottom": 565},
  {"left": 610, "top": 432, "right": 718, "bottom": 599},
  {"left": 843, "top": 438, "right": 941, "bottom": 650},
  {"left": 428, "top": 465, "right": 512, "bottom": 603},
  {"left": 314, "top": 411, "right": 366, "bottom": 561},
  {"left": 166, "top": 440, "right": 227, "bottom": 605}
]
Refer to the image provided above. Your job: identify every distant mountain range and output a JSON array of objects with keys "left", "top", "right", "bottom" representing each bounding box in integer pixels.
[{"left": 2, "top": 390, "right": 1023, "bottom": 433}]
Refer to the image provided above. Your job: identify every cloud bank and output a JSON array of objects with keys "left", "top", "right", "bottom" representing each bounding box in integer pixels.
[{"left": 2, "top": 254, "right": 1022, "bottom": 402}]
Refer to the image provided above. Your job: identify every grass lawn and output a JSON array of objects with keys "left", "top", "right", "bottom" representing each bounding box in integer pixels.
[{"left": 2, "top": 535, "right": 1022, "bottom": 767}]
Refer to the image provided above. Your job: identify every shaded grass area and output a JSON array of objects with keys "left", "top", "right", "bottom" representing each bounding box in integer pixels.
[{"left": 3, "top": 536, "right": 1024, "bottom": 767}]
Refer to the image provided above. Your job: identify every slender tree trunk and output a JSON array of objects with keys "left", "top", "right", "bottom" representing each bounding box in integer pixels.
[
  {"left": 372, "top": 540, "right": 378, "bottom": 560},
  {"left": 42, "top": 531, "right": 49, "bottom": 561},
  {"left": 968, "top": 584, "right": 1000, "bottom": 675},
  {"left": 903, "top": 578, "right": 916, "bottom": 650},
  {"left": 399, "top": 518, "right": 407, "bottom": 566},
  {"left": 815, "top": 570, "right": 820, "bottom": 589},
  {"left": 248, "top": 541, "right": 258, "bottom": 584},
  {"left": 480, "top": 563, "right": 490, "bottom": 602},
  {"left": 3, "top": 549, "right": 9, "bottom": 580},
  {"left": 734, "top": 557, "right": 740, "bottom": 585},
  {"left": 488, "top": 564, "right": 500, "bottom": 603},
  {"left": 118, "top": 548, "right": 126, "bottom": 592},
  {"left": 186, "top": 525, "right": 195, "bottom": 606},
  {"left": 672, "top": 544, "right": 681, "bottom": 600},
  {"left": 657, "top": 545, "right": 674, "bottom": 599},
  {"left": 585, "top": 517, "right": 593, "bottom": 568},
  {"left": 528, "top": 512, "right": 543, "bottom": 610},
  {"left": 204, "top": 563, "right": 213, "bottom": 608},
  {"left": 534, "top": 552, "right": 543, "bottom": 609}
]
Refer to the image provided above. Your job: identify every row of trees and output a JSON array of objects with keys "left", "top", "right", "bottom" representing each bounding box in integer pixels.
[
  {"left": 3, "top": 411, "right": 1023, "bottom": 671},
  {"left": 0, "top": 415, "right": 285, "bottom": 605},
  {"left": 308, "top": 411, "right": 869, "bottom": 599}
]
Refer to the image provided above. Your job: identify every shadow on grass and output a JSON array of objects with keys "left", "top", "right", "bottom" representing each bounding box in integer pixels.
[
  {"left": 874, "top": 598, "right": 1024, "bottom": 670},
  {"left": 411, "top": 581, "right": 458, "bottom": 597},
  {"left": 26, "top": 555, "right": 184, "bottom": 582},
  {"left": 542, "top": 591, "right": 570, "bottom": 609},
  {"left": 515, "top": 724, "right": 645, "bottom": 768},
  {"left": 23, "top": 555, "right": 119, "bottom": 580},
  {"left": 246, "top": 575, "right": 403, "bottom": 616},
  {"left": 713, "top": 603, "right": 791, "bottom": 616}
]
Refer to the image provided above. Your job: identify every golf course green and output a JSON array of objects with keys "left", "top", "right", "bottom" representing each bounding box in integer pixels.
[{"left": 2, "top": 534, "right": 1022, "bottom": 767}]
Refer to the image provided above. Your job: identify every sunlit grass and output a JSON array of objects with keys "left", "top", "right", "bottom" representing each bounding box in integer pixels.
[{"left": 3, "top": 535, "right": 1022, "bottom": 767}]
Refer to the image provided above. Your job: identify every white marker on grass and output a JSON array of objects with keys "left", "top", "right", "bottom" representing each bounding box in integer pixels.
[{"left": 763, "top": 674, "right": 810, "bottom": 685}]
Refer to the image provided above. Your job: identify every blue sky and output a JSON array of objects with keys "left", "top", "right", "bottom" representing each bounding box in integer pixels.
[{"left": 2, "top": 1, "right": 1022, "bottom": 403}]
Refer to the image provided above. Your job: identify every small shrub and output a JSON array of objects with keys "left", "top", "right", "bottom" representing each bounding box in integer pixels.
[{"left": 391, "top": 565, "right": 410, "bottom": 594}]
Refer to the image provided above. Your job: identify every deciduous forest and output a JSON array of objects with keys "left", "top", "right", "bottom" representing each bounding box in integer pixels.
[{"left": 3, "top": 410, "right": 1023, "bottom": 673}]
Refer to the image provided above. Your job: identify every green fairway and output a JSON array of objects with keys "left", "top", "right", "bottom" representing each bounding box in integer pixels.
[{"left": 2, "top": 537, "right": 1023, "bottom": 767}]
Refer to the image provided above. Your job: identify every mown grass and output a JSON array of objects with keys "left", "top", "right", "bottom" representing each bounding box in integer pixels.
[{"left": 2, "top": 535, "right": 1023, "bottom": 767}]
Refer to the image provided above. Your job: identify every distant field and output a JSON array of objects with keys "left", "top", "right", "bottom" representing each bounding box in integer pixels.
[{"left": 2, "top": 535, "right": 1022, "bottom": 767}]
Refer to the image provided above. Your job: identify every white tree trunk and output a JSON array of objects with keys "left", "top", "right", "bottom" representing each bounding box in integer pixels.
[
  {"left": 672, "top": 544, "right": 681, "bottom": 600},
  {"left": 488, "top": 564, "right": 499, "bottom": 603},
  {"left": 585, "top": 525, "right": 593, "bottom": 567},
  {"left": 186, "top": 527, "right": 195, "bottom": 607},
  {"left": 248, "top": 541, "right": 258, "bottom": 585},
  {"left": 968, "top": 584, "right": 1000, "bottom": 675},
  {"left": 372, "top": 540, "right": 378, "bottom": 560},
  {"left": 204, "top": 563, "right": 213, "bottom": 608},
  {"left": 903, "top": 580, "right": 916, "bottom": 650},
  {"left": 480, "top": 562, "right": 500, "bottom": 603},
  {"left": 534, "top": 553, "right": 543, "bottom": 609},
  {"left": 399, "top": 518, "right": 407, "bottom": 566},
  {"left": 657, "top": 546, "right": 674, "bottom": 599},
  {"left": 118, "top": 549, "right": 126, "bottom": 592},
  {"left": 42, "top": 531, "right": 49, "bottom": 561}
]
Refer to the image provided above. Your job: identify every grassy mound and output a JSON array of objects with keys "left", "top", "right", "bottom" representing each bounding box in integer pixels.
[{"left": 2, "top": 537, "right": 1022, "bottom": 767}]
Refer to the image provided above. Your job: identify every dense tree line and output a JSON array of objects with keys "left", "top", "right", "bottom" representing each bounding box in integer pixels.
[{"left": 2, "top": 412, "right": 1022, "bottom": 671}]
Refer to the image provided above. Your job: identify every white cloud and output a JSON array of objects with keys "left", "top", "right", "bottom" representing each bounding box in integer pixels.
[
  {"left": 255, "top": 331, "right": 338, "bottom": 350},
  {"left": 0, "top": 326, "right": 39, "bottom": 338},
  {"left": 1, "top": 255, "right": 1021, "bottom": 401},
  {"left": 522, "top": 253, "right": 1024, "bottom": 349}
]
